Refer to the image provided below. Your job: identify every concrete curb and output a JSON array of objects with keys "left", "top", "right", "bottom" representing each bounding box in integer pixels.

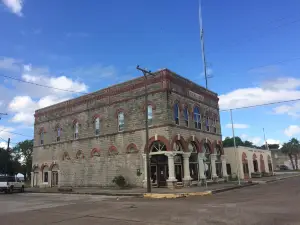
[
  {"left": 257, "top": 174, "right": 300, "bottom": 184},
  {"left": 143, "top": 191, "right": 212, "bottom": 199}
]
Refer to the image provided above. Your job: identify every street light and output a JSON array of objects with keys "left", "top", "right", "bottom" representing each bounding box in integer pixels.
[{"left": 136, "top": 65, "right": 156, "bottom": 193}]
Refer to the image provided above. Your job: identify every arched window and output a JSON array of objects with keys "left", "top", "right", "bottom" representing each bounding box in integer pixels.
[
  {"left": 118, "top": 112, "right": 124, "bottom": 131},
  {"left": 56, "top": 128, "right": 61, "bottom": 142},
  {"left": 193, "top": 107, "right": 201, "bottom": 129},
  {"left": 74, "top": 122, "right": 79, "bottom": 139},
  {"left": 40, "top": 131, "right": 44, "bottom": 145},
  {"left": 184, "top": 107, "right": 189, "bottom": 127},
  {"left": 95, "top": 117, "right": 100, "bottom": 135},
  {"left": 150, "top": 141, "right": 167, "bottom": 152},
  {"left": 173, "top": 141, "right": 183, "bottom": 151},
  {"left": 174, "top": 103, "right": 179, "bottom": 125},
  {"left": 148, "top": 105, "right": 153, "bottom": 126},
  {"left": 188, "top": 142, "right": 198, "bottom": 181}
]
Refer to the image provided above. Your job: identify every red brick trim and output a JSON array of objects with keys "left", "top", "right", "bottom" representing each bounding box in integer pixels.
[
  {"left": 91, "top": 148, "right": 100, "bottom": 157},
  {"left": 186, "top": 136, "right": 201, "bottom": 153},
  {"left": 76, "top": 150, "right": 85, "bottom": 159},
  {"left": 146, "top": 135, "right": 171, "bottom": 153},
  {"left": 39, "top": 127, "right": 46, "bottom": 134},
  {"left": 115, "top": 108, "right": 126, "bottom": 118},
  {"left": 92, "top": 114, "right": 101, "bottom": 122},
  {"left": 200, "top": 138, "right": 214, "bottom": 154},
  {"left": 242, "top": 152, "right": 247, "bottom": 162},
  {"left": 73, "top": 119, "right": 79, "bottom": 125},
  {"left": 40, "top": 163, "right": 48, "bottom": 171},
  {"left": 170, "top": 135, "right": 188, "bottom": 152},
  {"left": 109, "top": 145, "right": 118, "bottom": 153},
  {"left": 213, "top": 140, "right": 224, "bottom": 155},
  {"left": 126, "top": 143, "right": 138, "bottom": 153},
  {"left": 49, "top": 162, "right": 59, "bottom": 170},
  {"left": 142, "top": 101, "right": 157, "bottom": 112},
  {"left": 62, "top": 152, "right": 70, "bottom": 161}
]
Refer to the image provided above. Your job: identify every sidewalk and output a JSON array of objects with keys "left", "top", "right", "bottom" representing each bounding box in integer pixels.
[{"left": 25, "top": 173, "right": 300, "bottom": 198}]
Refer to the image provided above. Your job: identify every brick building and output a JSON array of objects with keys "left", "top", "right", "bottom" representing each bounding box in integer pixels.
[{"left": 31, "top": 69, "right": 228, "bottom": 189}]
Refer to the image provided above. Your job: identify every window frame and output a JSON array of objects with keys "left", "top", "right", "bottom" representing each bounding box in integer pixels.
[
  {"left": 118, "top": 111, "right": 125, "bottom": 132},
  {"left": 184, "top": 107, "right": 189, "bottom": 127},
  {"left": 193, "top": 107, "right": 201, "bottom": 129},
  {"left": 56, "top": 127, "right": 61, "bottom": 142},
  {"left": 205, "top": 117, "right": 210, "bottom": 132},
  {"left": 95, "top": 117, "right": 100, "bottom": 136},
  {"left": 43, "top": 171, "right": 48, "bottom": 183},
  {"left": 74, "top": 122, "right": 79, "bottom": 139},
  {"left": 174, "top": 103, "right": 179, "bottom": 125},
  {"left": 147, "top": 105, "right": 153, "bottom": 126},
  {"left": 40, "top": 132, "right": 44, "bottom": 145}
]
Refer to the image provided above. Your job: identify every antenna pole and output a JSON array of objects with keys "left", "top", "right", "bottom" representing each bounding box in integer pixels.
[{"left": 199, "top": 0, "right": 208, "bottom": 89}]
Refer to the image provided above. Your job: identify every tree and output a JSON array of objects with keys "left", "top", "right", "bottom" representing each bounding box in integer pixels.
[
  {"left": 13, "top": 140, "right": 33, "bottom": 181},
  {"left": 223, "top": 137, "right": 244, "bottom": 147},
  {"left": 0, "top": 147, "right": 22, "bottom": 175},
  {"left": 281, "top": 138, "right": 300, "bottom": 170},
  {"left": 260, "top": 144, "right": 280, "bottom": 150}
]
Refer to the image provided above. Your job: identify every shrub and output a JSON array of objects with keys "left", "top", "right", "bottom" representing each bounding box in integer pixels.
[{"left": 112, "top": 175, "right": 126, "bottom": 188}]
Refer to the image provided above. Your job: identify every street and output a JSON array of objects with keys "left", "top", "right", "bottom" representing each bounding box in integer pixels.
[{"left": 0, "top": 177, "right": 300, "bottom": 225}]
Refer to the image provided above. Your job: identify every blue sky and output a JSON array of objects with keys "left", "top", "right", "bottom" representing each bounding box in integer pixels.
[{"left": 1, "top": 0, "right": 300, "bottom": 147}]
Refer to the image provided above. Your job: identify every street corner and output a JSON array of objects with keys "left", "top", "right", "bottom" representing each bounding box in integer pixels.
[{"left": 143, "top": 191, "right": 212, "bottom": 199}]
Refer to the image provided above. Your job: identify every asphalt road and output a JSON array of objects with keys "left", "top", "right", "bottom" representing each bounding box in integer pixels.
[{"left": 1, "top": 177, "right": 300, "bottom": 225}]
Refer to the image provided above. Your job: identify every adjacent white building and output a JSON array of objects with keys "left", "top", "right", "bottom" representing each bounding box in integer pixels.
[{"left": 224, "top": 146, "right": 273, "bottom": 179}]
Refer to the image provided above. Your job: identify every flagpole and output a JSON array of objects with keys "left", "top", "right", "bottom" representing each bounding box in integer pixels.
[{"left": 199, "top": 0, "right": 208, "bottom": 89}]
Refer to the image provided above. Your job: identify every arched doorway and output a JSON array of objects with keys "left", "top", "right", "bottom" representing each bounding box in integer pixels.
[
  {"left": 150, "top": 141, "right": 168, "bottom": 187},
  {"left": 173, "top": 141, "right": 184, "bottom": 183},
  {"left": 268, "top": 155, "right": 273, "bottom": 172},
  {"left": 51, "top": 164, "right": 59, "bottom": 187},
  {"left": 242, "top": 152, "right": 249, "bottom": 179},
  {"left": 253, "top": 154, "right": 259, "bottom": 172},
  {"left": 215, "top": 145, "right": 222, "bottom": 178},
  {"left": 188, "top": 142, "right": 198, "bottom": 181},
  {"left": 260, "top": 155, "right": 265, "bottom": 173},
  {"left": 42, "top": 165, "right": 49, "bottom": 185},
  {"left": 203, "top": 143, "right": 212, "bottom": 180}
]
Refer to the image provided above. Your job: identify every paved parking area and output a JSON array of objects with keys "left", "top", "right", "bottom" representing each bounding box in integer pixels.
[{"left": 1, "top": 177, "right": 300, "bottom": 224}]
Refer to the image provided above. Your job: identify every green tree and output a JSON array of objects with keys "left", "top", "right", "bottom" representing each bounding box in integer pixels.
[
  {"left": 0, "top": 147, "right": 21, "bottom": 175},
  {"left": 13, "top": 140, "right": 33, "bottom": 181},
  {"left": 281, "top": 138, "right": 300, "bottom": 170},
  {"left": 222, "top": 136, "right": 244, "bottom": 147}
]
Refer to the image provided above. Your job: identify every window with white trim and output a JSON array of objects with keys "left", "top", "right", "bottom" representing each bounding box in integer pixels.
[
  {"left": 148, "top": 105, "right": 153, "bottom": 126},
  {"left": 74, "top": 122, "right": 79, "bottom": 139},
  {"left": 40, "top": 131, "right": 44, "bottom": 145},
  {"left": 57, "top": 128, "right": 61, "bottom": 142},
  {"left": 193, "top": 107, "right": 201, "bottom": 129},
  {"left": 118, "top": 112, "right": 124, "bottom": 131},
  {"left": 95, "top": 117, "right": 100, "bottom": 135}
]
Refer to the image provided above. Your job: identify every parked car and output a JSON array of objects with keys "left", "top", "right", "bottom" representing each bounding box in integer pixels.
[
  {"left": 279, "top": 165, "right": 290, "bottom": 170},
  {"left": 0, "top": 176, "right": 25, "bottom": 193}
]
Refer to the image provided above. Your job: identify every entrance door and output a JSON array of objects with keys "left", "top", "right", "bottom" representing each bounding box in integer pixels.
[
  {"left": 151, "top": 165, "right": 157, "bottom": 186},
  {"left": 51, "top": 172, "right": 58, "bottom": 187},
  {"left": 157, "top": 165, "right": 167, "bottom": 187},
  {"left": 175, "top": 164, "right": 183, "bottom": 182}
]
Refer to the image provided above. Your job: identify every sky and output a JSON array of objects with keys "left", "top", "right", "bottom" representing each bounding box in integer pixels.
[{"left": 1, "top": 0, "right": 300, "bottom": 148}]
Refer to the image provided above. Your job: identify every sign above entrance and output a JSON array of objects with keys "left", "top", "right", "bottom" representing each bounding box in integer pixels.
[{"left": 189, "top": 91, "right": 204, "bottom": 102}]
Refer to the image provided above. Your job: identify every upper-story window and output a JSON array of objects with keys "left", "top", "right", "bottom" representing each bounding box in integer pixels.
[
  {"left": 193, "top": 106, "right": 201, "bottom": 129},
  {"left": 205, "top": 117, "right": 210, "bottom": 132},
  {"left": 74, "top": 122, "right": 79, "bottom": 139},
  {"left": 184, "top": 107, "right": 189, "bottom": 127},
  {"left": 212, "top": 119, "right": 217, "bottom": 133},
  {"left": 56, "top": 128, "right": 61, "bottom": 142},
  {"left": 148, "top": 105, "right": 153, "bottom": 126},
  {"left": 174, "top": 103, "right": 179, "bottom": 125},
  {"left": 40, "top": 131, "right": 44, "bottom": 145},
  {"left": 118, "top": 112, "right": 124, "bottom": 131},
  {"left": 95, "top": 117, "right": 100, "bottom": 135}
]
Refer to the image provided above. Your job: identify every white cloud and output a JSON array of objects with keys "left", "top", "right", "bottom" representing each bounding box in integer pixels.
[
  {"left": 0, "top": 142, "right": 7, "bottom": 148},
  {"left": 2, "top": 0, "right": 23, "bottom": 16},
  {"left": 273, "top": 102, "right": 300, "bottom": 118},
  {"left": 0, "top": 57, "right": 21, "bottom": 72},
  {"left": 219, "top": 77, "right": 300, "bottom": 110},
  {"left": 0, "top": 125, "right": 15, "bottom": 140},
  {"left": 225, "top": 123, "right": 249, "bottom": 129},
  {"left": 266, "top": 139, "right": 281, "bottom": 145},
  {"left": 284, "top": 125, "right": 300, "bottom": 137},
  {"left": 6, "top": 63, "right": 88, "bottom": 126}
]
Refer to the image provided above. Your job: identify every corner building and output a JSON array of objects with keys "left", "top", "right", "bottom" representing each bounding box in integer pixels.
[{"left": 31, "top": 69, "right": 228, "bottom": 189}]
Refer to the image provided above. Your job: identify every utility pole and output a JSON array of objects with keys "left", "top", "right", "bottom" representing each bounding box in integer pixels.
[
  {"left": 5, "top": 138, "right": 10, "bottom": 176},
  {"left": 136, "top": 65, "right": 156, "bottom": 193},
  {"left": 230, "top": 109, "right": 241, "bottom": 185},
  {"left": 199, "top": 0, "right": 208, "bottom": 89}
]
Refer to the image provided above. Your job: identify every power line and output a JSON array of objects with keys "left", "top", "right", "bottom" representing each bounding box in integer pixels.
[
  {"left": 1, "top": 130, "right": 32, "bottom": 138},
  {"left": 220, "top": 98, "right": 300, "bottom": 112},
  {"left": 0, "top": 136, "right": 18, "bottom": 145}
]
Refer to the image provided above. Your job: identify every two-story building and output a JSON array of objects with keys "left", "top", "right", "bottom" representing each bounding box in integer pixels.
[{"left": 31, "top": 69, "right": 228, "bottom": 189}]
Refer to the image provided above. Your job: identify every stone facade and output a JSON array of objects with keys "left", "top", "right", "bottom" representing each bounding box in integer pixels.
[{"left": 32, "top": 69, "right": 226, "bottom": 188}]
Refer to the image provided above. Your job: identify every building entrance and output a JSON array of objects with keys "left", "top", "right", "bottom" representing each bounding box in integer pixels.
[{"left": 150, "top": 154, "right": 168, "bottom": 187}]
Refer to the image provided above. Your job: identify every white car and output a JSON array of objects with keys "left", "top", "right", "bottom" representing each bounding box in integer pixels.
[{"left": 0, "top": 176, "right": 25, "bottom": 193}]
